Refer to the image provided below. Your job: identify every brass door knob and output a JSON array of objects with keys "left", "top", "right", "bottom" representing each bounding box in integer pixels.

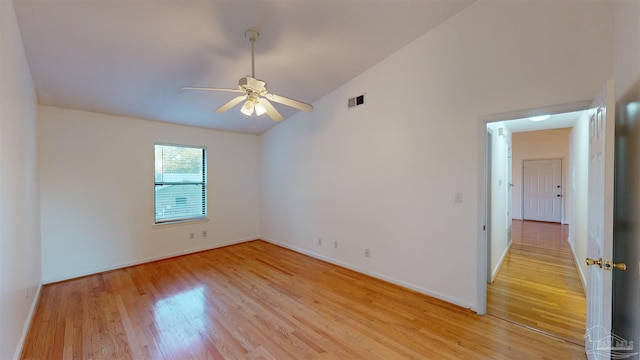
[
  {"left": 604, "top": 260, "right": 627, "bottom": 271},
  {"left": 613, "top": 262, "right": 627, "bottom": 271},
  {"left": 586, "top": 257, "right": 602, "bottom": 268}
]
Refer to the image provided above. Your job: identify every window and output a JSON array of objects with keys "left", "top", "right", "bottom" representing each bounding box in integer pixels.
[{"left": 154, "top": 143, "right": 207, "bottom": 223}]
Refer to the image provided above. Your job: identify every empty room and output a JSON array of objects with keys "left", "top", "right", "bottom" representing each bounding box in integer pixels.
[{"left": 2, "top": 1, "right": 640, "bottom": 359}]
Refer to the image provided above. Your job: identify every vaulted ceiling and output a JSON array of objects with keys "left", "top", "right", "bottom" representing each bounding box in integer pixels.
[{"left": 14, "top": 0, "right": 474, "bottom": 134}]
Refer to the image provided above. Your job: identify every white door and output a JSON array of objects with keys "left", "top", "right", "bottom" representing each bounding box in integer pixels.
[
  {"left": 522, "top": 159, "right": 562, "bottom": 222},
  {"left": 585, "top": 80, "right": 618, "bottom": 360},
  {"left": 486, "top": 130, "right": 493, "bottom": 283},
  {"left": 506, "top": 146, "right": 513, "bottom": 241}
]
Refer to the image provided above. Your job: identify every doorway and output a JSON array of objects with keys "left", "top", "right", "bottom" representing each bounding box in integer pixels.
[{"left": 480, "top": 102, "right": 591, "bottom": 344}]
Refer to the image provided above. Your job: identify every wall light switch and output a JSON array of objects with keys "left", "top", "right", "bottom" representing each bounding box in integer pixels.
[{"left": 455, "top": 192, "right": 463, "bottom": 204}]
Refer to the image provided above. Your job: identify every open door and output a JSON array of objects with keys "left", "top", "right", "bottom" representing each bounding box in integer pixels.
[{"left": 585, "top": 80, "right": 629, "bottom": 359}]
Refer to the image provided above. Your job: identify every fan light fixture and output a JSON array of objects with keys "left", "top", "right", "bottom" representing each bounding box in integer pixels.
[
  {"left": 255, "top": 101, "right": 267, "bottom": 116},
  {"left": 241, "top": 100, "right": 255, "bottom": 116},
  {"left": 529, "top": 115, "right": 551, "bottom": 122},
  {"left": 241, "top": 94, "right": 266, "bottom": 117},
  {"left": 182, "top": 29, "right": 313, "bottom": 122}
]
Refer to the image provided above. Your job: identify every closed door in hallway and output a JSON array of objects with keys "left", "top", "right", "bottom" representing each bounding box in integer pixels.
[{"left": 522, "top": 159, "right": 562, "bottom": 222}]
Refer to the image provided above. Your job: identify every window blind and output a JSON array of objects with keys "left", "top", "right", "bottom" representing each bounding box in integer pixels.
[{"left": 154, "top": 144, "right": 206, "bottom": 223}]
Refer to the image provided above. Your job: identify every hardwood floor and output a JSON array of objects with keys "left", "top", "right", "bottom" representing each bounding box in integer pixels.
[
  {"left": 22, "top": 240, "right": 585, "bottom": 359},
  {"left": 487, "top": 220, "right": 586, "bottom": 345}
]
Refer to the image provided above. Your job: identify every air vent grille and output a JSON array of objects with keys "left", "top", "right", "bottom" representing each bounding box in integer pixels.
[{"left": 348, "top": 94, "right": 365, "bottom": 108}]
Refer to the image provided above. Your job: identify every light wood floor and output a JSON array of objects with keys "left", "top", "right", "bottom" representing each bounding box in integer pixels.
[
  {"left": 487, "top": 220, "right": 586, "bottom": 345},
  {"left": 22, "top": 240, "right": 585, "bottom": 359}
]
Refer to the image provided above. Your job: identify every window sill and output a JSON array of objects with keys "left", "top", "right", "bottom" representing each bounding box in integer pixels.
[{"left": 153, "top": 218, "right": 209, "bottom": 228}]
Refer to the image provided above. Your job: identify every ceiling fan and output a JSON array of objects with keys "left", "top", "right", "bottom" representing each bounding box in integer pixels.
[{"left": 183, "top": 30, "right": 313, "bottom": 122}]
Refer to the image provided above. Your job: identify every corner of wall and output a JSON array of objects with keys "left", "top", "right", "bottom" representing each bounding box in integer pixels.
[
  {"left": 13, "top": 285, "right": 43, "bottom": 360},
  {"left": 0, "top": 1, "right": 42, "bottom": 358}
]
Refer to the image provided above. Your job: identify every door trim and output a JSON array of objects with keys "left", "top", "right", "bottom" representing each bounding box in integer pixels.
[{"left": 486, "top": 129, "right": 493, "bottom": 283}]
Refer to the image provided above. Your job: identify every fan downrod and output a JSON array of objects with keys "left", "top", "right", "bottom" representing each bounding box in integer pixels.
[{"left": 245, "top": 30, "right": 259, "bottom": 78}]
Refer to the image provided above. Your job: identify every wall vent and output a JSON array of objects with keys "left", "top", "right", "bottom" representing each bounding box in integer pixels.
[{"left": 348, "top": 94, "right": 365, "bottom": 108}]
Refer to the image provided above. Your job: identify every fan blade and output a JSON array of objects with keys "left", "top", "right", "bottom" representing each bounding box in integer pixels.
[
  {"left": 266, "top": 93, "right": 313, "bottom": 112},
  {"left": 214, "top": 95, "right": 247, "bottom": 113},
  {"left": 182, "top": 86, "right": 244, "bottom": 93},
  {"left": 258, "top": 98, "right": 284, "bottom": 122}
]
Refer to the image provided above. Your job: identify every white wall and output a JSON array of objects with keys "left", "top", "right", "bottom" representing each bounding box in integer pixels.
[
  {"left": 260, "top": 1, "right": 614, "bottom": 310},
  {"left": 39, "top": 106, "right": 260, "bottom": 283},
  {"left": 568, "top": 113, "right": 589, "bottom": 288},
  {"left": 487, "top": 123, "right": 511, "bottom": 282},
  {"left": 0, "top": 1, "right": 41, "bottom": 359},
  {"left": 511, "top": 128, "right": 572, "bottom": 223},
  {"left": 612, "top": 0, "right": 640, "bottom": 350}
]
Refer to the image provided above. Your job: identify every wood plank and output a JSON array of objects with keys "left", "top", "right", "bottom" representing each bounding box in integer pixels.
[
  {"left": 488, "top": 220, "right": 586, "bottom": 345},
  {"left": 22, "top": 240, "right": 585, "bottom": 359}
]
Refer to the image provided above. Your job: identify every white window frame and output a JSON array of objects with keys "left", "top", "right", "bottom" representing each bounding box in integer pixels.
[{"left": 154, "top": 143, "right": 207, "bottom": 224}]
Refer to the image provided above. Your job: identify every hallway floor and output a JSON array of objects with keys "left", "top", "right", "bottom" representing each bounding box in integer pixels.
[{"left": 487, "top": 220, "right": 586, "bottom": 345}]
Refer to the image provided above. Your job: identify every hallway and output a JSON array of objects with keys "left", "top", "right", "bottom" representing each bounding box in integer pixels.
[{"left": 487, "top": 220, "right": 586, "bottom": 345}]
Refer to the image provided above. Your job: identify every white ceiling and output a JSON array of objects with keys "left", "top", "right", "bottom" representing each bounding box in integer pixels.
[
  {"left": 14, "top": 0, "right": 474, "bottom": 135},
  {"left": 503, "top": 110, "right": 586, "bottom": 133}
]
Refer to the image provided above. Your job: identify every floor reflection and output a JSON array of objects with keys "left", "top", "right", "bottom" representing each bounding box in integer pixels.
[{"left": 154, "top": 286, "right": 208, "bottom": 350}]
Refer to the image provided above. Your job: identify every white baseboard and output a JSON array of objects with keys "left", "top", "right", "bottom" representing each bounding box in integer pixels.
[
  {"left": 14, "top": 284, "right": 42, "bottom": 360},
  {"left": 261, "top": 237, "right": 477, "bottom": 312},
  {"left": 491, "top": 241, "right": 512, "bottom": 283},
  {"left": 568, "top": 239, "right": 587, "bottom": 293},
  {"left": 43, "top": 236, "right": 259, "bottom": 284}
]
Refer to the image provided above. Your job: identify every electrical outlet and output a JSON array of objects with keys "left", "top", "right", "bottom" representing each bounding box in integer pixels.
[
  {"left": 334, "top": 241, "right": 338, "bottom": 249},
  {"left": 318, "top": 238, "right": 322, "bottom": 245},
  {"left": 202, "top": 230, "right": 207, "bottom": 237},
  {"left": 189, "top": 232, "right": 195, "bottom": 239},
  {"left": 365, "top": 249, "right": 370, "bottom": 258}
]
